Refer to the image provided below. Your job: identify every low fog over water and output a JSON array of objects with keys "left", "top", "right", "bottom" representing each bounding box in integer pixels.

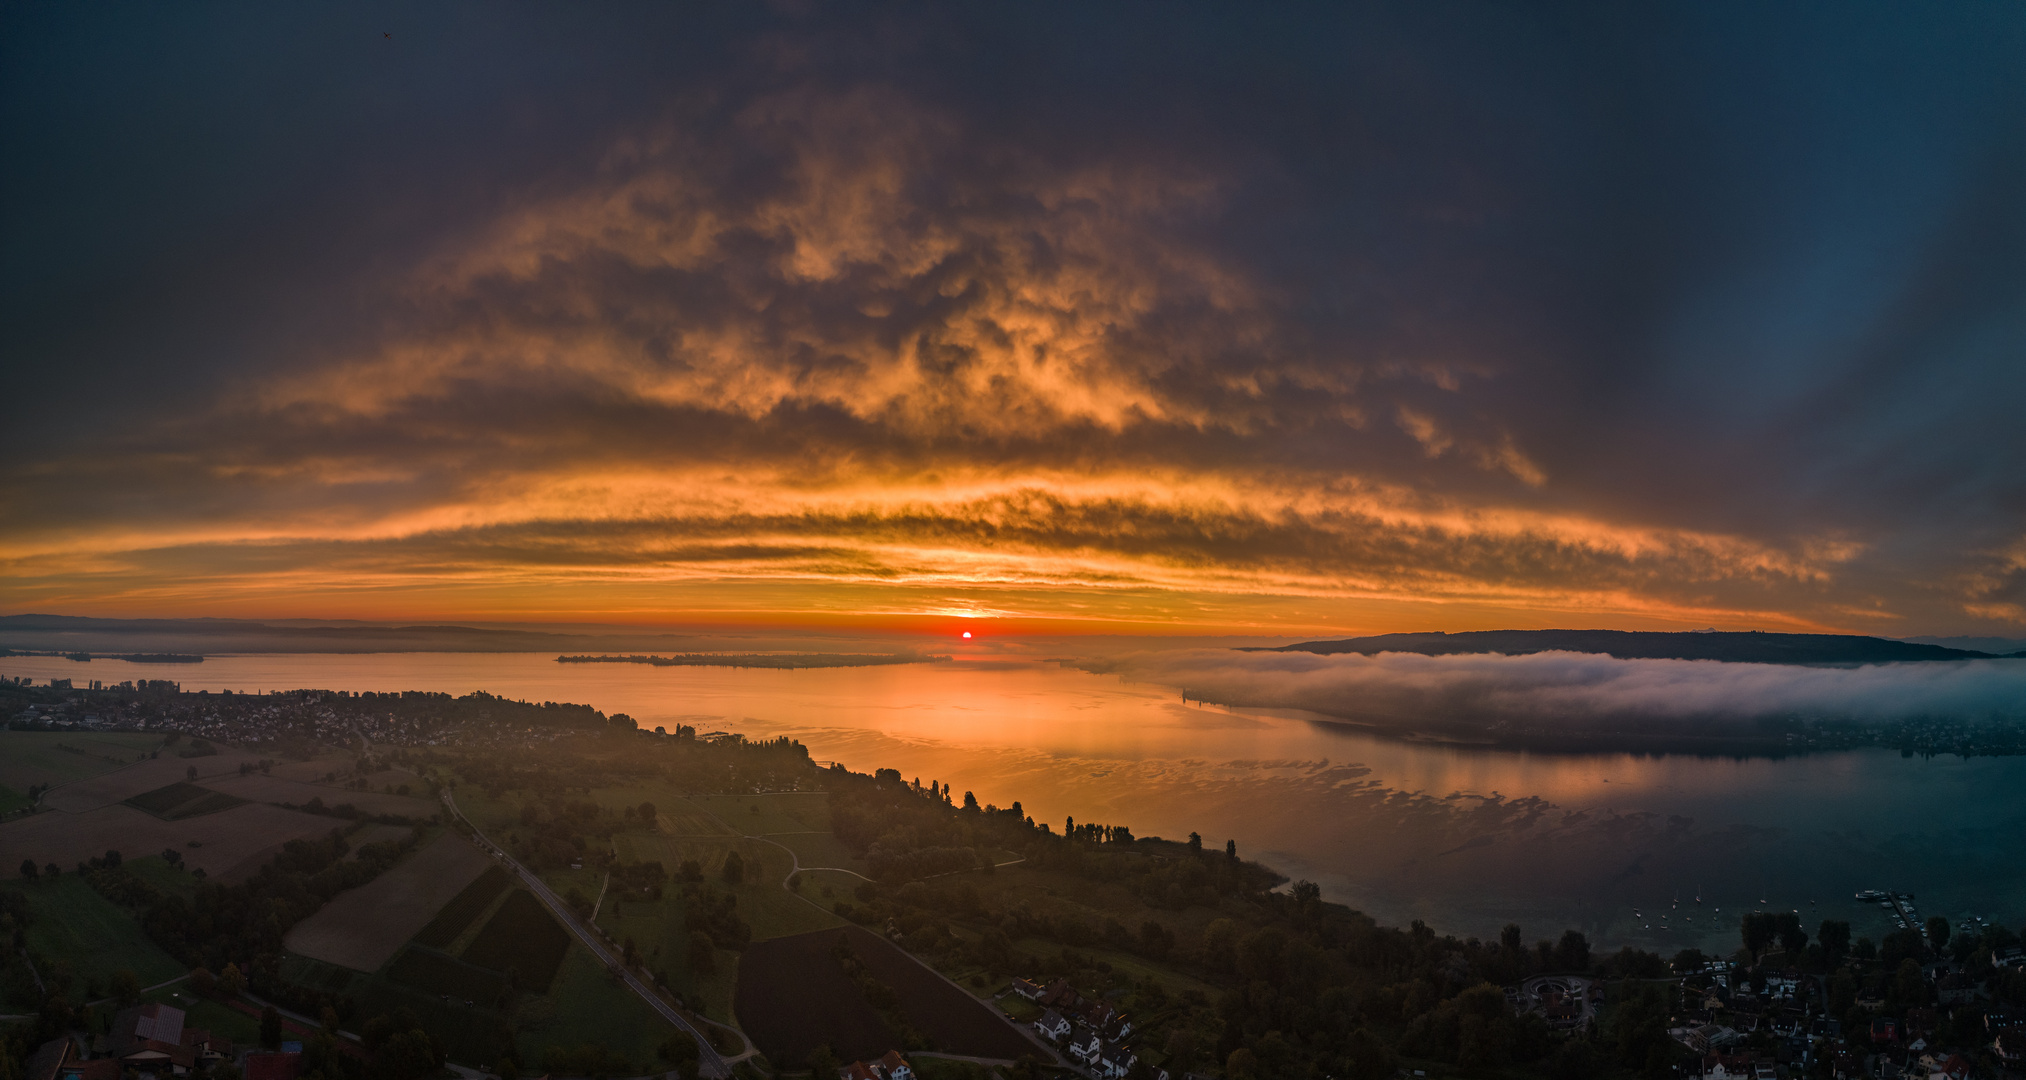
[{"left": 8, "top": 651, "right": 2023, "bottom": 951}]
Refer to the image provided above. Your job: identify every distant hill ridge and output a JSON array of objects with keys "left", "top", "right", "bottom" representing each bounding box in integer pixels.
[{"left": 1258, "top": 629, "right": 2026, "bottom": 664}]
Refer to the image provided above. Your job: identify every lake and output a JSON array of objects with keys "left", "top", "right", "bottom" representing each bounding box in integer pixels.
[{"left": 7, "top": 651, "right": 2022, "bottom": 954}]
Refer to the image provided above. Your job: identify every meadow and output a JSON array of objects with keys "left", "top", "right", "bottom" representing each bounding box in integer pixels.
[
  {"left": 461, "top": 889, "right": 571, "bottom": 992},
  {"left": 0, "top": 870, "right": 185, "bottom": 987},
  {"left": 281, "top": 830, "right": 490, "bottom": 971}
]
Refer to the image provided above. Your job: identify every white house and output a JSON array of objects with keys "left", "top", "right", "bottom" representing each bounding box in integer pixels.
[
  {"left": 1034, "top": 1009, "right": 1071, "bottom": 1043},
  {"left": 1095, "top": 1043, "right": 1137, "bottom": 1079}
]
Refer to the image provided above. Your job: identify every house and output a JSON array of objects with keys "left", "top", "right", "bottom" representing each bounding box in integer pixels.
[
  {"left": 1038, "top": 978, "right": 1078, "bottom": 1009},
  {"left": 1686, "top": 1025, "right": 1744, "bottom": 1053},
  {"left": 23, "top": 1039, "right": 74, "bottom": 1080},
  {"left": 182, "top": 1029, "right": 231, "bottom": 1064},
  {"left": 1935, "top": 973, "right": 1977, "bottom": 1006},
  {"left": 1010, "top": 977, "right": 1046, "bottom": 1000},
  {"left": 1904, "top": 1009, "right": 1937, "bottom": 1040},
  {"left": 109, "top": 1003, "right": 206, "bottom": 1074},
  {"left": 1095, "top": 1043, "right": 1137, "bottom": 1079},
  {"left": 1918, "top": 1051, "right": 1970, "bottom": 1080},
  {"left": 1068, "top": 1029, "right": 1102, "bottom": 1065},
  {"left": 843, "top": 1052, "right": 913, "bottom": 1080},
  {"left": 1994, "top": 1031, "right": 2026, "bottom": 1066},
  {"left": 120, "top": 1004, "right": 185, "bottom": 1048},
  {"left": 1701, "top": 1051, "right": 1758, "bottom": 1080},
  {"left": 1992, "top": 947, "right": 2025, "bottom": 972},
  {"left": 1832, "top": 1052, "right": 1866, "bottom": 1080},
  {"left": 1034, "top": 1009, "right": 1072, "bottom": 1042},
  {"left": 1870, "top": 1018, "right": 1899, "bottom": 1044}
]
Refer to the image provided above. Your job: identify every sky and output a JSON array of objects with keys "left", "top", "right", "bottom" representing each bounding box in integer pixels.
[{"left": 3, "top": 2, "right": 2024, "bottom": 638}]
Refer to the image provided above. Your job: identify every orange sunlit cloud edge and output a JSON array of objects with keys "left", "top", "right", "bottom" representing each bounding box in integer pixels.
[{"left": 4, "top": 68, "right": 2022, "bottom": 638}]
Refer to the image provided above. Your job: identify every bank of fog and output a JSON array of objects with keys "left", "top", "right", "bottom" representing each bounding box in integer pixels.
[{"left": 1084, "top": 650, "right": 2026, "bottom": 735}]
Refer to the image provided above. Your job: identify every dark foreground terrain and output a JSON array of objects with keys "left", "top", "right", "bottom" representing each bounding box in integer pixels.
[{"left": 737, "top": 924, "right": 1035, "bottom": 1068}]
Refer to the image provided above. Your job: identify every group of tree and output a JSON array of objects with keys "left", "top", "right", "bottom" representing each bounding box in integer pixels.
[{"left": 820, "top": 765, "right": 1677, "bottom": 1080}]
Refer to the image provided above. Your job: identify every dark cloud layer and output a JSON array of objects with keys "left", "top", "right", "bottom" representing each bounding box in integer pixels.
[{"left": 3, "top": 2, "right": 2023, "bottom": 631}]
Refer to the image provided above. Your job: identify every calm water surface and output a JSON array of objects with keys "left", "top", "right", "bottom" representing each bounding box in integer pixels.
[{"left": 10, "top": 652, "right": 2023, "bottom": 950}]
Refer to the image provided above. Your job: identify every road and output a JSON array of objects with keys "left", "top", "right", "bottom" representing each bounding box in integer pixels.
[{"left": 442, "top": 789, "right": 731, "bottom": 1079}]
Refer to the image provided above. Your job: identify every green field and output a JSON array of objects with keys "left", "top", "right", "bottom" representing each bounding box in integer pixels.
[
  {"left": 694, "top": 791, "right": 831, "bottom": 835},
  {"left": 589, "top": 883, "right": 756, "bottom": 1024},
  {"left": 279, "top": 954, "right": 358, "bottom": 993},
  {"left": 2, "top": 874, "right": 185, "bottom": 987},
  {"left": 516, "top": 945, "right": 677, "bottom": 1069},
  {"left": 142, "top": 985, "right": 263, "bottom": 1043},
  {"left": 412, "top": 865, "right": 512, "bottom": 948},
  {"left": 386, "top": 946, "right": 507, "bottom": 1003},
  {"left": 462, "top": 891, "right": 570, "bottom": 991},
  {"left": 124, "top": 782, "right": 248, "bottom": 820},
  {"left": 122, "top": 853, "right": 201, "bottom": 901},
  {"left": 765, "top": 830, "right": 867, "bottom": 874},
  {"left": 0, "top": 785, "right": 30, "bottom": 815}
]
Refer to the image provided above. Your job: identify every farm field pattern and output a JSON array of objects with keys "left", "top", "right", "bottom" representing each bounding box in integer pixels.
[{"left": 283, "top": 830, "right": 492, "bottom": 971}]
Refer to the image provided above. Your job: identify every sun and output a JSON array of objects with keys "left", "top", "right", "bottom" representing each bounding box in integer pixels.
[{"left": 962, "top": 631, "right": 972, "bottom": 639}]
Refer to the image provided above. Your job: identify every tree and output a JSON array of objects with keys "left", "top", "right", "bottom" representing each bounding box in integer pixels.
[
  {"left": 658, "top": 1032, "right": 699, "bottom": 1080},
  {"left": 260, "top": 1004, "right": 282, "bottom": 1048},
  {"left": 189, "top": 967, "right": 217, "bottom": 997},
  {"left": 1818, "top": 920, "right": 1852, "bottom": 958},
  {"left": 721, "top": 850, "right": 743, "bottom": 885},
  {"left": 1741, "top": 912, "right": 1778, "bottom": 964},
  {"left": 1776, "top": 913, "right": 1807, "bottom": 955},
  {"left": 804, "top": 1044, "right": 839, "bottom": 1078},
  {"left": 638, "top": 802, "right": 656, "bottom": 824},
  {"left": 1226, "top": 839, "right": 1238, "bottom": 861},
  {"left": 218, "top": 962, "right": 246, "bottom": 997},
  {"left": 44, "top": 863, "right": 59, "bottom": 878},
  {"left": 1895, "top": 958, "right": 1927, "bottom": 1005},
  {"left": 109, "top": 969, "right": 140, "bottom": 1007},
  {"left": 688, "top": 930, "right": 717, "bottom": 975},
  {"left": 962, "top": 790, "right": 979, "bottom": 811},
  {"left": 1556, "top": 930, "right": 1592, "bottom": 971},
  {"left": 18, "top": 860, "right": 36, "bottom": 881},
  {"left": 1187, "top": 831, "right": 1202, "bottom": 855},
  {"left": 1926, "top": 915, "right": 1950, "bottom": 952}
]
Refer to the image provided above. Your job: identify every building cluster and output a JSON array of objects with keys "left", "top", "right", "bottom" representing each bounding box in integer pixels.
[
  {"left": 1665, "top": 948, "right": 2026, "bottom": 1080},
  {"left": 6, "top": 682, "right": 591, "bottom": 752},
  {"left": 1508, "top": 974, "right": 1602, "bottom": 1033},
  {"left": 840, "top": 1049, "right": 915, "bottom": 1079},
  {"left": 1011, "top": 976, "right": 1170, "bottom": 1080},
  {"left": 15, "top": 1003, "right": 307, "bottom": 1080}
]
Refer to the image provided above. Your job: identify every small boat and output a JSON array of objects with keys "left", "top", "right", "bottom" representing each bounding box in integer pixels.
[{"left": 1855, "top": 890, "right": 1886, "bottom": 902}]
